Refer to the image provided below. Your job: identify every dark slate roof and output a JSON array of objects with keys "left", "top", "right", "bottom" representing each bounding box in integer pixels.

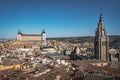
[
  {"left": 18, "top": 30, "right": 22, "bottom": 34},
  {"left": 20, "top": 34, "right": 41, "bottom": 36},
  {"left": 42, "top": 30, "right": 46, "bottom": 33}
]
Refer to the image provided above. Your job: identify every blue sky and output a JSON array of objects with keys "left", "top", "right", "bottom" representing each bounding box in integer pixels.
[{"left": 0, "top": 0, "right": 120, "bottom": 39}]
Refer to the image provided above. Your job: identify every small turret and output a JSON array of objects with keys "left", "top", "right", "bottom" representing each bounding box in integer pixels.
[
  {"left": 17, "top": 30, "right": 22, "bottom": 41},
  {"left": 41, "top": 29, "right": 46, "bottom": 41},
  {"left": 41, "top": 29, "right": 46, "bottom": 46},
  {"left": 18, "top": 30, "right": 22, "bottom": 34},
  {"left": 42, "top": 29, "right": 46, "bottom": 34}
]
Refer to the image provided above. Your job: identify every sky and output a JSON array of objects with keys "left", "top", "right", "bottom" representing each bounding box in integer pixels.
[{"left": 0, "top": 0, "right": 120, "bottom": 39}]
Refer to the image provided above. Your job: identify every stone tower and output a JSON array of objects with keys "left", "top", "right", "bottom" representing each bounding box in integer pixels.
[
  {"left": 94, "top": 13, "right": 109, "bottom": 61},
  {"left": 41, "top": 29, "right": 46, "bottom": 41},
  {"left": 41, "top": 29, "right": 46, "bottom": 46},
  {"left": 17, "top": 30, "right": 22, "bottom": 41}
]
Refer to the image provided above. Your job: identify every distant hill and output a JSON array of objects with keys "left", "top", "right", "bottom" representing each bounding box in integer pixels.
[
  {"left": 109, "top": 35, "right": 120, "bottom": 48},
  {"left": 47, "top": 35, "right": 120, "bottom": 48},
  {"left": 47, "top": 36, "right": 94, "bottom": 43}
]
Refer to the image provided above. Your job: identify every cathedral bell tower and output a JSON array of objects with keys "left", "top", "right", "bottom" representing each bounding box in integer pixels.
[{"left": 94, "top": 13, "right": 109, "bottom": 61}]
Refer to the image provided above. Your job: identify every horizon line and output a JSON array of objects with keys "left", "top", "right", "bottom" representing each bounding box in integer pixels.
[{"left": 0, "top": 35, "right": 119, "bottom": 40}]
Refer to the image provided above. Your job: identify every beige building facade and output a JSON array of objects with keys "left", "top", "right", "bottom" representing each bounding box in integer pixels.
[{"left": 17, "top": 30, "right": 46, "bottom": 41}]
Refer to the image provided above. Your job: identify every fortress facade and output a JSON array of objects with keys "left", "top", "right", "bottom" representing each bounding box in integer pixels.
[{"left": 17, "top": 30, "right": 46, "bottom": 41}]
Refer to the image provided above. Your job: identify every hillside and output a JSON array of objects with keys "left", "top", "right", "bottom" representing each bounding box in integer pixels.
[{"left": 47, "top": 35, "right": 120, "bottom": 48}]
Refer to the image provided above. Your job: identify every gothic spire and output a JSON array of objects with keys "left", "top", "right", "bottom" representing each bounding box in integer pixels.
[{"left": 96, "top": 11, "right": 107, "bottom": 37}]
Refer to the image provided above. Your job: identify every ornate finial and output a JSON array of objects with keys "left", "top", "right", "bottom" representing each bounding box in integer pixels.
[{"left": 99, "top": 9, "right": 103, "bottom": 21}]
